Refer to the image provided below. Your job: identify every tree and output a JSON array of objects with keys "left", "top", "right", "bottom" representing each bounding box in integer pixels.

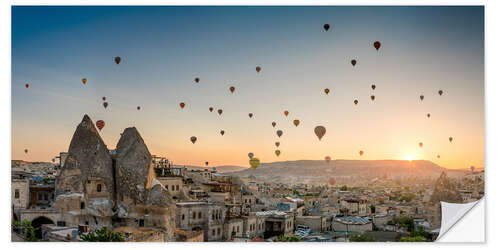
[
  {"left": 370, "top": 205, "right": 376, "bottom": 213},
  {"left": 400, "top": 236, "right": 428, "bottom": 242},
  {"left": 348, "top": 232, "right": 375, "bottom": 242},
  {"left": 340, "top": 185, "right": 348, "bottom": 191},
  {"left": 277, "top": 235, "right": 300, "bottom": 242},
  {"left": 14, "top": 220, "right": 38, "bottom": 241},
  {"left": 81, "top": 226, "right": 125, "bottom": 242}
]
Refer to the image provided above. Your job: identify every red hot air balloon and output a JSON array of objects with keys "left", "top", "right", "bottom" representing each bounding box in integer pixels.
[
  {"left": 325, "top": 156, "right": 331, "bottom": 163},
  {"left": 256, "top": 66, "right": 261, "bottom": 73},
  {"left": 209, "top": 107, "right": 214, "bottom": 112},
  {"left": 351, "top": 59, "right": 357, "bottom": 67},
  {"left": 359, "top": 150, "right": 364, "bottom": 156},
  {"left": 229, "top": 86, "right": 235, "bottom": 93},
  {"left": 284, "top": 110, "right": 289, "bottom": 116},
  {"left": 179, "top": 102, "right": 186, "bottom": 109},
  {"left": 373, "top": 41, "right": 381, "bottom": 51},
  {"left": 25, "top": 83, "right": 30, "bottom": 88},
  {"left": 370, "top": 95, "right": 375, "bottom": 101},
  {"left": 419, "top": 142, "right": 423, "bottom": 148},
  {"left": 329, "top": 177, "right": 336, "bottom": 185},
  {"left": 371, "top": 84, "right": 376, "bottom": 90},
  {"left": 96, "top": 120, "right": 105, "bottom": 131}
]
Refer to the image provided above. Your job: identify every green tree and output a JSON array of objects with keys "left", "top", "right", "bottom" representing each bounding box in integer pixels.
[
  {"left": 81, "top": 226, "right": 125, "bottom": 242},
  {"left": 389, "top": 216, "right": 414, "bottom": 232},
  {"left": 348, "top": 232, "right": 376, "bottom": 242},
  {"left": 277, "top": 235, "right": 300, "bottom": 242},
  {"left": 340, "top": 185, "right": 348, "bottom": 191},
  {"left": 400, "top": 236, "right": 428, "bottom": 242},
  {"left": 370, "top": 205, "right": 376, "bottom": 213}
]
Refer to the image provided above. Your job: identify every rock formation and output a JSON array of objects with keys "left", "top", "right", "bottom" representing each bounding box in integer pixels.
[
  {"left": 430, "top": 171, "right": 461, "bottom": 203},
  {"left": 55, "top": 155, "right": 83, "bottom": 196}
]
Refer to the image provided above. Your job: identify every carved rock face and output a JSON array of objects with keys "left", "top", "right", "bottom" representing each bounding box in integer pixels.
[
  {"left": 115, "top": 127, "right": 153, "bottom": 204},
  {"left": 66, "top": 114, "right": 114, "bottom": 199}
]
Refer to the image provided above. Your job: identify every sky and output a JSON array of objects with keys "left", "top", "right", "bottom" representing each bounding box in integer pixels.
[{"left": 11, "top": 6, "right": 484, "bottom": 169}]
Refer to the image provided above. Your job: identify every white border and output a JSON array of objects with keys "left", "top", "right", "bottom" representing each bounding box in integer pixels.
[{"left": 2, "top": 1, "right": 496, "bottom": 249}]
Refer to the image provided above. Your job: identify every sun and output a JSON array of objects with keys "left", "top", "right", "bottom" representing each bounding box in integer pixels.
[{"left": 405, "top": 155, "right": 414, "bottom": 162}]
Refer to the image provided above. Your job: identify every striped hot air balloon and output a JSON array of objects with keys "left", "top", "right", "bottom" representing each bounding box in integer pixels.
[{"left": 96, "top": 120, "right": 105, "bottom": 131}]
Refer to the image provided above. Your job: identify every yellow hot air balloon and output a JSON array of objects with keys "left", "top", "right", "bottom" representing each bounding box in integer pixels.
[
  {"left": 293, "top": 119, "right": 300, "bottom": 127},
  {"left": 249, "top": 158, "right": 260, "bottom": 170},
  {"left": 275, "top": 150, "right": 281, "bottom": 157},
  {"left": 314, "top": 126, "right": 326, "bottom": 140}
]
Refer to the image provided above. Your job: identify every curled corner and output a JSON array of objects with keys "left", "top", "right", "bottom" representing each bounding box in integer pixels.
[{"left": 436, "top": 198, "right": 483, "bottom": 241}]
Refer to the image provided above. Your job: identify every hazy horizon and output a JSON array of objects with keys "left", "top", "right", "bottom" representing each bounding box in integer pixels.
[{"left": 12, "top": 6, "right": 484, "bottom": 169}]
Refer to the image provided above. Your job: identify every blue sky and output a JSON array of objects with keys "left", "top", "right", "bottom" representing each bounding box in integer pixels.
[{"left": 12, "top": 6, "right": 484, "bottom": 168}]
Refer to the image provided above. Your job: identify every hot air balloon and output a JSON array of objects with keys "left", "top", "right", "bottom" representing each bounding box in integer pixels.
[
  {"left": 427, "top": 113, "right": 431, "bottom": 118},
  {"left": 217, "top": 109, "right": 223, "bottom": 115},
  {"left": 354, "top": 99, "right": 358, "bottom": 105},
  {"left": 24, "top": 149, "right": 28, "bottom": 154},
  {"left": 324, "top": 88, "right": 330, "bottom": 95},
  {"left": 420, "top": 95, "right": 424, "bottom": 101},
  {"left": 137, "top": 106, "right": 141, "bottom": 110},
  {"left": 314, "top": 126, "right": 326, "bottom": 140},
  {"left": 323, "top": 24, "right": 330, "bottom": 31},
  {"left": 52, "top": 158, "right": 55, "bottom": 163},
  {"left": 205, "top": 161, "right": 209, "bottom": 166},
  {"left": 438, "top": 90, "right": 443, "bottom": 96},
  {"left": 471, "top": 166, "right": 475, "bottom": 172},
  {"left": 82, "top": 78, "right": 87, "bottom": 84},
  {"left": 373, "top": 41, "right": 381, "bottom": 51},
  {"left": 284, "top": 110, "right": 289, "bottom": 117},
  {"left": 275, "top": 142, "right": 280, "bottom": 147},
  {"left": 209, "top": 107, "right": 214, "bottom": 112},
  {"left": 370, "top": 95, "right": 375, "bottom": 101},
  {"left": 25, "top": 83, "right": 30, "bottom": 88},
  {"left": 220, "top": 130, "right": 225, "bottom": 136},
  {"left": 449, "top": 137, "right": 453, "bottom": 143},
  {"left": 329, "top": 177, "right": 336, "bottom": 185},
  {"left": 437, "top": 155, "right": 441, "bottom": 159},
  {"left": 190, "top": 136, "right": 197, "bottom": 144},
  {"left": 419, "top": 142, "right": 423, "bottom": 148},
  {"left": 293, "top": 119, "right": 300, "bottom": 127},
  {"left": 180, "top": 102, "right": 185, "bottom": 109},
  {"left": 103, "top": 102, "right": 109, "bottom": 109},
  {"left": 256, "top": 66, "right": 261, "bottom": 73},
  {"left": 272, "top": 122, "right": 276, "bottom": 127},
  {"left": 102, "top": 96, "right": 106, "bottom": 101},
  {"left": 229, "top": 86, "right": 235, "bottom": 93},
  {"left": 359, "top": 150, "right": 364, "bottom": 156},
  {"left": 96, "top": 120, "right": 105, "bottom": 131},
  {"left": 351, "top": 59, "right": 357, "bottom": 67},
  {"left": 195, "top": 77, "right": 200, "bottom": 83},
  {"left": 114, "top": 56, "right": 122, "bottom": 65},
  {"left": 249, "top": 113, "right": 253, "bottom": 118},
  {"left": 249, "top": 158, "right": 260, "bottom": 170},
  {"left": 275, "top": 150, "right": 281, "bottom": 157},
  {"left": 371, "top": 84, "right": 376, "bottom": 90},
  {"left": 248, "top": 152, "right": 254, "bottom": 159},
  {"left": 325, "top": 156, "right": 331, "bottom": 163},
  {"left": 276, "top": 130, "right": 283, "bottom": 138}
]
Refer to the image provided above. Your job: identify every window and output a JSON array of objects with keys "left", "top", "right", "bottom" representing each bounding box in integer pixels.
[
  {"left": 192, "top": 213, "right": 196, "bottom": 219},
  {"left": 97, "top": 184, "right": 102, "bottom": 192},
  {"left": 80, "top": 202, "right": 85, "bottom": 209},
  {"left": 217, "top": 228, "right": 221, "bottom": 235},
  {"left": 38, "top": 193, "right": 42, "bottom": 200},
  {"left": 176, "top": 185, "right": 179, "bottom": 191},
  {"left": 44, "top": 193, "right": 48, "bottom": 200},
  {"left": 212, "top": 229, "right": 215, "bottom": 236},
  {"left": 198, "top": 212, "right": 202, "bottom": 219},
  {"left": 171, "top": 185, "right": 175, "bottom": 191},
  {"left": 182, "top": 214, "right": 185, "bottom": 220},
  {"left": 14, "top": 189, "right": 19, "bottom": 199},
  {"left": 212, "top": 213, "right": 215, "bottom": 220},
  {"left": 139, "top": 219, "right": 144, "bottom": 227},
  {"left": 237, "top": 226, "right": 239, "bottom": 233}
]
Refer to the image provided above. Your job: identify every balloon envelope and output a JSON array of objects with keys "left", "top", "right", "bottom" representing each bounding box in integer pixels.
[
  {"left": 195, "top": 78, "right": 200, "bottom": 83},
  {"left": 284, "top": 111, "right": 289, "bottom": 116},
  {"left": 354, "top": 100, "right": 358, "bottom": 105},
  {"left": 351, "top": 59, "right": 357, "bottom": 66},
  {"left": 209, "top": 107, "right": 214, "bottom": 112},
  {"left": 276, "top": 130, "right": 283, "bottom": 138},
  {"left": 323, "top": 24, "right": 330, "bottom": 31},
  {"left": 249, "top": 158, "right": 260, "bottom": 170},
  {"left": 272, "top": 122, "right": 276, "bottom": 127},
  {"left": 229, "top": 86, "right": 235, "bottom": 93},
  {"left": 248, "top": 152, "right": 254, "bottom": 159},
  {"left": 324, "top": 88, "right": 330, "bottom": 95},
  {"left": 359, "top": 150, "right": 364, "bottom": 156},
  {"left": 329, "top": 177, "right": 336, "bottom": 185},
  {"left": 24, "top": 149, "right": 28, "bottom": 154},
  {"left": 256, "top": 66, "right": 261, "bottom": 73},
  {"left": 449, "top": 137, "right": 453, "bottom": 142},
  {"left": 218, "top": 109, "right": 223, "bottom": 115},
  {"left": 325, "top": 156, "right": 331, "bottom": 163},
  {"left": 249, "top": 113, "right": 253, "bottom": 118},
  {"left": 314, "top": 126, "right": 326, "bottom": 140},
  {"left": 103, "top": 102, "right": 108, "bottom": 109},
  {"left": 371, "top": 84, "right": 376, "bottom": 90},
  {"left": 96, "top": 120, "right": 105, "bottom": 131},
  {"left": 275, "top": 150, "right": 281, "bottom": 157},
  {"left": 439, "top": 90, "right": 443, "bottom": 96},
  {"left": 419, "top": 142, "right": 423, "bottom": 148},
  {"left": 180, "top": 102, "right": 185, "bottom": 109},
  {"left": 114, "top": 56, "right": 122, "bottom": 64},
  {"left": 275, "top": 142, "right": 280, "bottom": 147},
  {"left": 374, "top": 41, "right": 381, "bottom": 50},
  {"left": 293, "top": 120, "right": 300, "bottom": 127},
  {"left": 420, "top": 95, "right": 424, "bottom": 101},
  {"left": 25, "top": 83, "right": 30, "bottom": 88},
  {"left": 220, "top": 130, "right": 225, "bottom": 136},
  {"left": 190, "top": 136, "right": 197, "bottom": 144},
  {"left": 82, "top": 78, "right": 87, "bottom": 84},
  {"left": 371, "top": 95, "right": 375, "bottom": 101}
]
